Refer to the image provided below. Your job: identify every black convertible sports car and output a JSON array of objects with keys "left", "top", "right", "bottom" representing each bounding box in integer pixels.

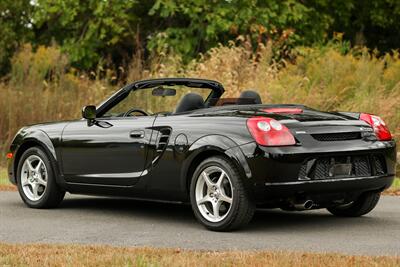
[{"left": 7, "top": 78, "right": 397, "bottom": 231}]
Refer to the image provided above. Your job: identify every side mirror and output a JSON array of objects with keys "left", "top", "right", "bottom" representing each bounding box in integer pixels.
[{"left": 82, "top": 105, "right": 97, "bottom": 120}]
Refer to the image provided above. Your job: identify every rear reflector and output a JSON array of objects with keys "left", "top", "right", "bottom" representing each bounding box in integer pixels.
[
  {"left": 263, "top": 108, "right": 303, "bottom": 114},
  {"left": 6, "top": 152, "right": 13, "bottom": 159},
  {"left": 247, "top": 117, "right": 296, "bottom": 146},
  {"left": 359, "top": 113, "right": 392, "bottom": 141}
]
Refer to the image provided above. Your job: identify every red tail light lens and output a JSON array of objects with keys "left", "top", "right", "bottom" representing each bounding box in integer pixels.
[
  {"left": 263, "top": 108, "right": 303, "bottom": 114},
  {"left": 247, "top": 117, "right": 296, "bottom": 146},
  {"left": 359, "top": 113, "right": 392, "bottom": 141},
  {"left": 6, "top": 152, "right": 13, "bottom": 159}
]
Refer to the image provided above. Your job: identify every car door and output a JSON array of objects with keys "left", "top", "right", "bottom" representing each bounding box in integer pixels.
[{"left": 60, "top": 116, "right": 155, "bottom": 186}]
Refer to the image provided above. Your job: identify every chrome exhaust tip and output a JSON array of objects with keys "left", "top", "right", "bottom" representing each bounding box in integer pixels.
[
  {"left": 293, "top": 200, "right": 314, "bottom": 210},
  {"left": 303, "top": 200, "right": 314, "bottom": 209}
]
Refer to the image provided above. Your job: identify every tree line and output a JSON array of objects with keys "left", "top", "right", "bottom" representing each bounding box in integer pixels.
[{"left": 1, "top": 0, "right": 400, "bottom": 76}]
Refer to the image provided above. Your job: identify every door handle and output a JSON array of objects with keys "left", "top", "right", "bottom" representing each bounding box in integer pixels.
[{"left": 130, "top": 130, "right": 145, "bottom": 138}]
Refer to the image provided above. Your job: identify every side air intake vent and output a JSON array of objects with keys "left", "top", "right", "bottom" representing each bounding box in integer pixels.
[
  {"left": 156, "top": 128, "right": 172, "bottom": 153},
  {"left": 151, "top": 127, "right": 172, "bottom": 165}
]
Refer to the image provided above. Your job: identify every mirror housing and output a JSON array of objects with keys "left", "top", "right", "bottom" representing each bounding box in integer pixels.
[
  {"left": 82, "top": 105, "right": 97, "bottom": 120},
  {"left": 152, "top": 86, "right": 176, "bottom": 96}
]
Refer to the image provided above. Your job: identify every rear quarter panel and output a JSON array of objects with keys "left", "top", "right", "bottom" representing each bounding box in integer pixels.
[{"left": 144, "top": 114, "right": 253, "bottom": 200}]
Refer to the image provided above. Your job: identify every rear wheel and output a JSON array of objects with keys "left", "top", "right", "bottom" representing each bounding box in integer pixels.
[
  {"left": 327, "top": 192, "right": 380, "bottom": 217},
  {"left": 17, "top": 147, "right": 65, "bottom": 208},
  {"left": 190, "top": 156, "right": 254, "bottom": 231}
]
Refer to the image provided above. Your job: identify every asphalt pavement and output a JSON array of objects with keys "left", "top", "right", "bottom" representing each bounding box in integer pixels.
[{"left": 0, "top": 192, "right": 399, "bottom": 256}]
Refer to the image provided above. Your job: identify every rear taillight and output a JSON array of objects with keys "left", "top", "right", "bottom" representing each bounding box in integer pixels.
[
  {"left": 359, "top": 113, "right": 392, "bottom": 141},
  {"left": 246, "top": 117, "right": 296, "bottom": 146}
]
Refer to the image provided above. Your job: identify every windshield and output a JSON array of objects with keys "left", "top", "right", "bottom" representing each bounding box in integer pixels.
[{"left": 101, "top": 85, "right": 213, "bottom": 117}]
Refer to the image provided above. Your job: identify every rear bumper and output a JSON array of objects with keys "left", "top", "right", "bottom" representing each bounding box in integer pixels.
[
  {"left": 262, "top": 174, "right": 394, "bottom": 199},
  {"left": 238, "top": 140, "right": 397, "bottom": 202}
]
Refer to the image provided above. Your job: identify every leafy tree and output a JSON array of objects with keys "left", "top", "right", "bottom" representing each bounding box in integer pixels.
[
  {"left": 33, "top": 0, "right": 154, "bottom": 69},
  {"left": 147, "top": 0, "right": 334, "bottom": 59},
  {"left": 331, "top": 0, "right": 400, "bottom": 51},
  {"left": 148, "top": 0, "right": 400, "bottom": 60},
  {"left": 2, "top": 0, "right": 400, "bottom": 74},
  {"left": 0, "top": 0, "right": 33, "bottom": 76}
]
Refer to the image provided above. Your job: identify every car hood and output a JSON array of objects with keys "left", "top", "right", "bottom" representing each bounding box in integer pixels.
[{"left": 17, "top": 120, "right": 72, "bottom": 139}]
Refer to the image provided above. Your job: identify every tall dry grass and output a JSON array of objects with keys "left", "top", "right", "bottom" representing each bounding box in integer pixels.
[
  {"left": 0, "top": 42, "right": 399, "bottom": 167},
  {"left": 183, "top": 43, "right": 400, "bottom": 131},
  {"left": 0, "top": 44, "right": 115, "bottom": 164},
  {"left": 179, "top": 41, "right": 400, "bottom": 140}
]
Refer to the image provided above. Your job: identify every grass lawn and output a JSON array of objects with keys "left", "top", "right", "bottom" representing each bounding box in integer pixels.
[
  {"left": 386, "top": 177, "right": 400, "bottom": 196},
  {"left": 0, "top": 243, "right": 399, "bottom": 267},
  {"left": 391, "top": 177, "right": 400, "bottom": 188},
  {"left": 0, "top": 167, "right": 10, "bottom": 185},
  {"left": 0, "top": 167, "right": 7, "bottom": 183},
  {"left": 0, "top": 167, "right": 15, "bottom": 190}
]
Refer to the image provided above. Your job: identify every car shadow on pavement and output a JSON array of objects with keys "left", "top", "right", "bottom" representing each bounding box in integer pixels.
[
  {"left": 247, "top": 208, "right": 371, "bottom": 232},
  {"left": 59, "top": 195, "right": 198, "bottom": 224},
  {"left": 57, "top": 194, "right": 380, "bottom": 232}
]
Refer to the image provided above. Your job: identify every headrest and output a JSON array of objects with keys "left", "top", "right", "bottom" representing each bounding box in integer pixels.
[
  {"left": 238, "top": 90, "right": 262, "bottom": 105},
  {"left": 175, "top": 93, "right": 205, "bottom": 113}
]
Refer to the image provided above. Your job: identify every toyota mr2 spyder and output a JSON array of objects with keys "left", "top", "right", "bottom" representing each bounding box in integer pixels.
[{"left": 7, "top": 78, "right": 397, "bottom": 231}]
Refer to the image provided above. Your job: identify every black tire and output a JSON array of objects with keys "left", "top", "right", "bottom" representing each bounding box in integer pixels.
[
  {"left": 190, "top": 156, "right": 255, "bottom": 231},
  {"left": 17, "top": 147, "right": 65, "bottom": 208},
  {"left": 327, "top": 192, "right": 381, "bottom": 217}
]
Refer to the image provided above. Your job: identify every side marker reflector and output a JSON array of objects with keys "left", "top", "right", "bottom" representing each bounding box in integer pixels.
[{"left": 6, "top": 153, "right": 13, "bottom": 159}]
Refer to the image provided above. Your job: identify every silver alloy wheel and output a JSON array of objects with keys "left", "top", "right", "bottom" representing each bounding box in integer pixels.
[
  {"left": 20, "top": 155, "right": 48, "bottom": 201},
  {"left": 195, "top": 166, "right": 233, "bottom": 222}
]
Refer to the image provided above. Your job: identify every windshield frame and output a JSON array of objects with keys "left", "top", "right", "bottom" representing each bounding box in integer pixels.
[{"left": 96, "top": 78, "right": 224, "bottom": 118}]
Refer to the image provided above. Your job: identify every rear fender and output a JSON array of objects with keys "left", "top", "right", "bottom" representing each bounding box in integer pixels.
[{"left": 180, "top": 135, "right": 252, "bottom": 193}]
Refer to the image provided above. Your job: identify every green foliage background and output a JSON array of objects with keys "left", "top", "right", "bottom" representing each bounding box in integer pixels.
[{"left": 1, "top": 0, "right": 400, "bottom": 74}]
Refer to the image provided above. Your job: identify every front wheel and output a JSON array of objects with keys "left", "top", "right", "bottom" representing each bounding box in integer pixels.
[
  {"left": 190, "top": 156, "right": 255, "bottom": 231},
  {"left": 327, "top": 192, "right": 381, "bottom": 217},
  {"left": 17, "top": 147, "right": 65, "bottom": 209}
]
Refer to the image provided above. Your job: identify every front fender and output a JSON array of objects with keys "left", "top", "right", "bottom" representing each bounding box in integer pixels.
[{"left": 8, "top": 128, "right": 59, "bottom": 185}]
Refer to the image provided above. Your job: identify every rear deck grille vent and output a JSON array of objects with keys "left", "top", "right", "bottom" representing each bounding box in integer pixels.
[
  {"left": 372, "top": 155, "right": 386, "bottom": 175},
  {"left": 298, "top": 154, "right": 387, "bottom": 180},
  {"left": 311, "top": 132, "right": 361, "bottom": 142}
]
